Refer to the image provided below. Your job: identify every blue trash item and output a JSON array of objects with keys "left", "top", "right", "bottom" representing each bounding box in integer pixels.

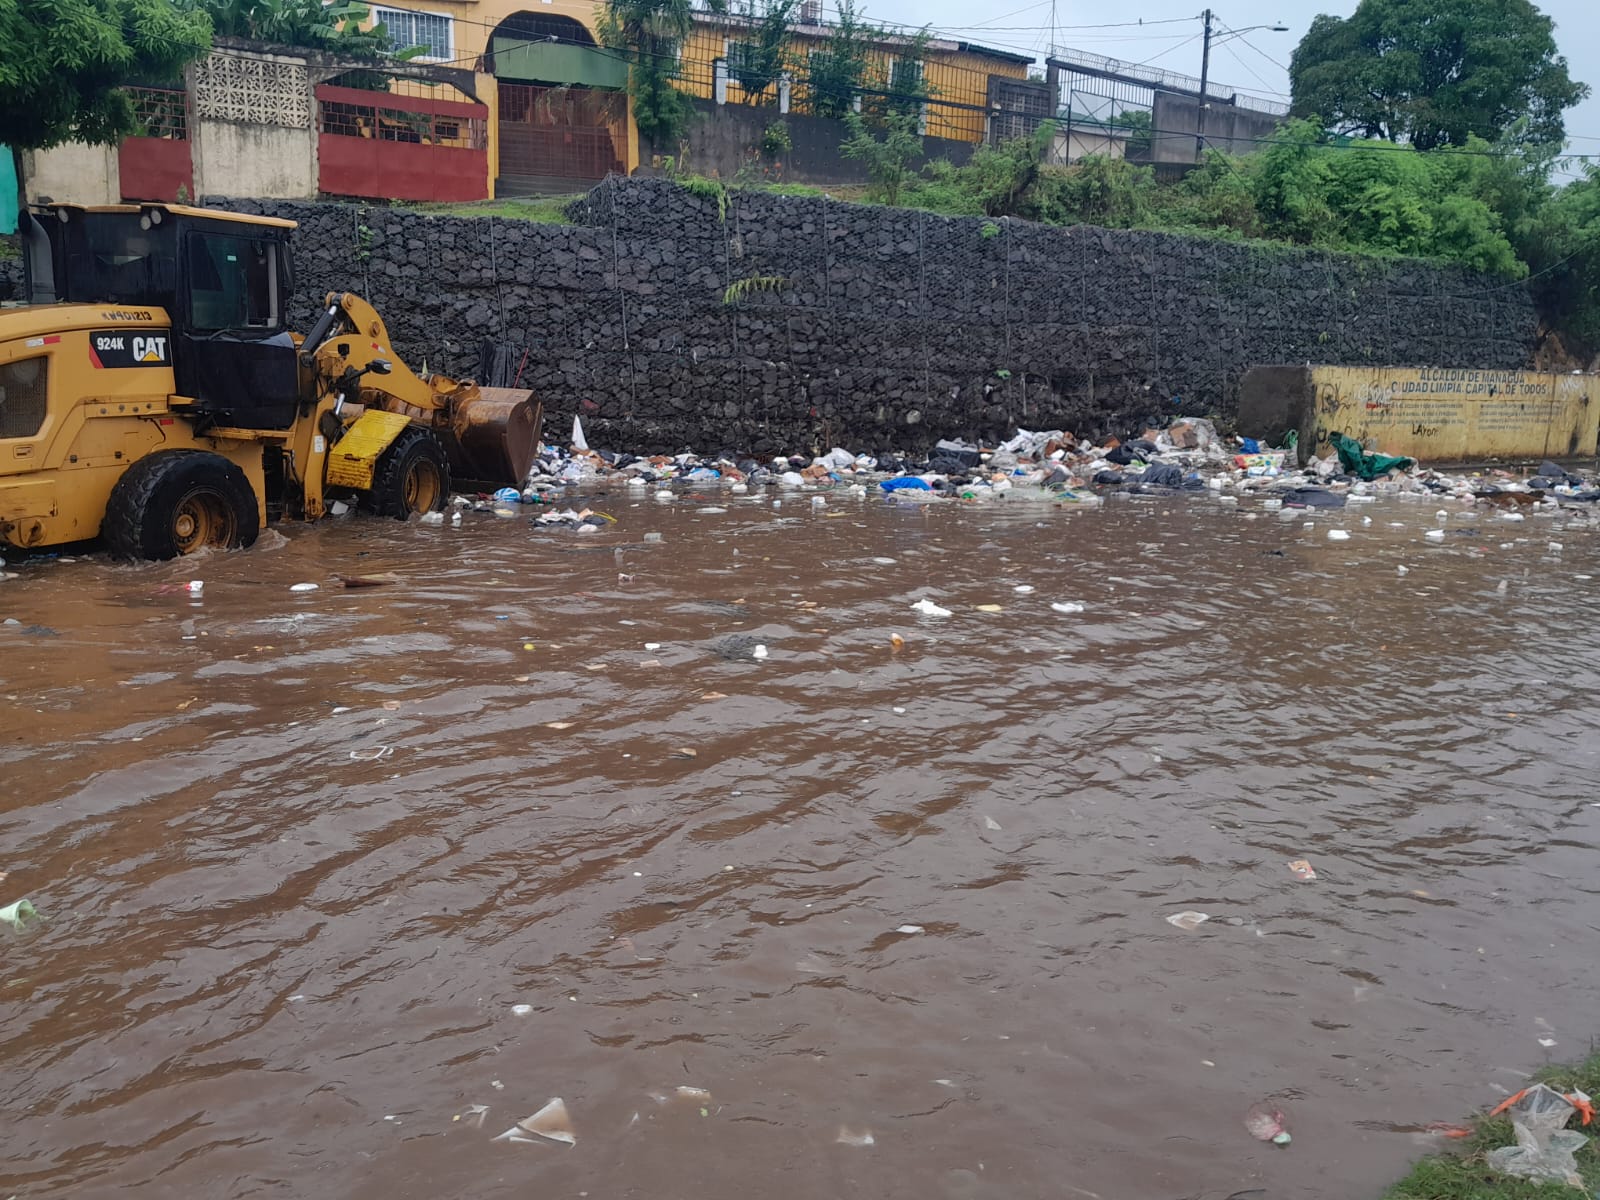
[
  {"left": 686, "top": 467, "right": 721, "bottom": 480},
  {"left": 493, "top": 487, "right": 522, "bottom": 503},
  {"left": 0, "top": 149, "right": 16, "bottom": 235},
  {"left": 880, "top": 476, "right": 933, "bottom": 492},
  {"left": 1239, "top": 437, "right": 1261, "bottom": 454}
]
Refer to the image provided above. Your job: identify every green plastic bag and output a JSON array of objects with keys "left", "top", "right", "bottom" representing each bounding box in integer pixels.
[{"left": 1330, "top": 431, "right": 1414, "bottom": 481}]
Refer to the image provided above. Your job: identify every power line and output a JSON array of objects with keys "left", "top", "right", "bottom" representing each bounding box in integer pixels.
[
  {"left": 1134, "top": 30, "right": 1203, "bottom": 68},
  {"left": 1217, "top": 41, "right": 1287, "bottom": 99},
  {"left": 1228, "top": 28, "right": 1290, "bottom": 75}
]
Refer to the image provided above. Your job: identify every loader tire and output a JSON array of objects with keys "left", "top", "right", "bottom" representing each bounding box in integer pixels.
[
  {"left": 104, "top": 451, "right": 260, "bottom": 561},
  {"left": 366, "top": 427, "right": 449, "bottom": 518}
]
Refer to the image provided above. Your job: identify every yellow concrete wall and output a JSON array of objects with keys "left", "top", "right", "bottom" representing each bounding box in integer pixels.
[
  {"left": 680, "top": 23, "right": 1025, "bottom": 144},
  {"left": 371, "top": 0, "right": 605, "bottom": 61},
  {"left": 1310, "top": 366, "right": 1600, "bottom": 462}
]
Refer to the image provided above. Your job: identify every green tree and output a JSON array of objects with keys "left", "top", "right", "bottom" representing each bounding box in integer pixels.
[
  {"left": 0, "top": 0, "right": 211, "bottom": 155},
  {"left": 727, "top": 0, "right": 798, "bottom": 105},
  {"left": 1251, "top": 119, "right": 1335, "bottom": 243},
  {"left": 1116, "top": 108, "right": 1153, "bottom": 160},
  {"left": 840, "top": 109, "right": 921, "bottom": 205},
  {"left": 199, "top": 0, "right": 396, "bottom": 56},
  {"left": 1520, "top": 168, "right": 1600, "bottom": 347},
  {"left": 1289, "top": 0, "right": 1588, "bottom": 151},
  {"left": 599, "top": 0, "right": 694, "bottom": 150},
  {"left": 806, "top": 0, "right": 873, "bottom": 119}
]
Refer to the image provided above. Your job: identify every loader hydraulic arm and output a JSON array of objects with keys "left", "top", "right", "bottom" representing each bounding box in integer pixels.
[
  {"left": 297, "top": 291, "right": 542, "bottom": 488},
  {"left": 302, "top": 292, "right": 464, "bottom": 413}
]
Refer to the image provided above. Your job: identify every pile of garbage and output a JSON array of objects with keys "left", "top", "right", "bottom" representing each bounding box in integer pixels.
[{"left": 440, "top": 415, "right": 1600, "bottom": 521}]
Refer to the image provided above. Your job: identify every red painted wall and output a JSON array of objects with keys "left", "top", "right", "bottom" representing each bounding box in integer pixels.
[
  {"left": 315, "top": 85, "right": 489, "bottom": 203},
  {"left": 119, "top": 137, "right": 193, "bottom": 203}
]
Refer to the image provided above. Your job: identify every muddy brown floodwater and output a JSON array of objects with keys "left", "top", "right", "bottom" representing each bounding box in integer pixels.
[{"left": 3, "top": 488, "right": 1598, "bottom": 1200}]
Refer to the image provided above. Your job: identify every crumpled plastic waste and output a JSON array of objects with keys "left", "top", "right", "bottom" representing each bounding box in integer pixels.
[
  {"left": 1244, "top": 1101, "right": 1292, "bottom": 1145},
  {"left": 1486, "top": 1084, "right": 1589, "bottom": 1186},
  {"left": 0, "top": 898, "right": 39, "bottom": 929},
  {"left": 1329, "top": 431, "right": 1415, "bottom": 481},
  {"left": 534, "top": 507, "right": 613, "bottom": 530},
  {"left": 494, "top": 1097, "right": 576, "bottom": 1147},
  {"left": 409, "top": 404, "right": 1596, "bottom": 532}
]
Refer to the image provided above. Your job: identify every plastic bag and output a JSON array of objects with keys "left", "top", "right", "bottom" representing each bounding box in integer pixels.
[
  {"left": 1486, "top": 1084, "right": 1587, "bottom": 1186},
  {"left": 1243, "top": 1101, "right": 1291, "bottom": 1145}
]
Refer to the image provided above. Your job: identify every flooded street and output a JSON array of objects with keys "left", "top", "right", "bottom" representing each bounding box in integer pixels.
[{"left": 3, "top": 490, "right": 1597, "bottom": 1200}]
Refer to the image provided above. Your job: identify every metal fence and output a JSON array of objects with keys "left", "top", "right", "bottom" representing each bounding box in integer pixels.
[
  {"left": 674, "top": 29, "right": 1036, "bottom": 146},
  {"left": 1052, "top": 47, "right": 1290, "bottom": 117},
  {"left": 318, "top": 91, "right": 487, "bottom": 149}
]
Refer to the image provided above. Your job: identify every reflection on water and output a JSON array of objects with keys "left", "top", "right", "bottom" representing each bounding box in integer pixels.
[{"left": 2, "top": 490, "right": 1596, "bottom": 1199}]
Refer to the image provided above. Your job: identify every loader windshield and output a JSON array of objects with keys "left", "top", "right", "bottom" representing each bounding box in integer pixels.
[
  {"left": 185, "top": 232, "right": 280, "bottom": 331},
  {"left": 57, "top": 214, "right": 178, "bottom": 309}
]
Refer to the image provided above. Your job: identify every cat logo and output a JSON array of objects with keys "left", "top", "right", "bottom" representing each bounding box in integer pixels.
[{"left": 90, "top": 330, "right": 170, "bottom": 368}]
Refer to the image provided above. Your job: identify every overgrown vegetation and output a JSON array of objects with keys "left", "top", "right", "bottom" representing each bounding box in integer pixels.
[
  {"left": 805, "top": 0, "right": 872, "bottom": 119},
  {"left": 759, "top": 120, "right": 791, "bottom": 159},
  {"left": 727, "top": 0, "right": 798, "bottom": 103},
  {"left": 413, "top": 196, "right": 580, "bottom": 223},
  {"left": 599, "top": 0, "right": 695, "bottom": 151},
  {"left": 678, "top": 172, "right": 730, "bottom": 220},
  {"left": 852, "top": 114, "right": 1600, "bottom": 351},
  {"left": 840, "top": 110, "right": 921, "bottom": 205},
  {"left": 1384, "top": 1051, "right": 1600, "bottom": 1199},
  {"left": 723, "top": 273, "right": 787, "bottom": 304},
  {"left": 194, "top": 0, "right": 408, "bottom": 59}
]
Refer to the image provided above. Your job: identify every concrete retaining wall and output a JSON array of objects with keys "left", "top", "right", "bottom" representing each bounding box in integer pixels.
[{"left": 212, "top": 177, "right": 1538, "bottom": 454}]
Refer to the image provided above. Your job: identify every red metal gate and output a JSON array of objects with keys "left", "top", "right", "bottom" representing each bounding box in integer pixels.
[
  {"left": 119, "top": 87, "right": 193, "bottom": 203},
  {"left": 316, "top": 84, "right": 489, "bottom": 203},
  {"left": 497, "top": 83, "right": 625, "bottom": 188}
]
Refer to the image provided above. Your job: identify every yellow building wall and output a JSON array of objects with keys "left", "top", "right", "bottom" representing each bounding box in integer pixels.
[
  {"left": 371, "top": 0, "right": 642, "bottom": 173},
  {"left": 373, "top": 0, "right": 608, "bottom": 60},
  {"left": 679, "top": 23, "right": 1026, "bottom": 145},
  {"left": 367, "top": 0, "right": 1028, "bottom": 175},
  {"left": 1310, "top": 366, "right": 1600, "bottom": 462}
]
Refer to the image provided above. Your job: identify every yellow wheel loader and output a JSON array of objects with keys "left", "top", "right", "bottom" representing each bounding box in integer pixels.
[{"left": 0, "top": 202, "right": 540, "bottom": 559}]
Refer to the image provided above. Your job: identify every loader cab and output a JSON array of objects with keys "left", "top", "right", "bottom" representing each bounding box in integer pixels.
[{"left": 30, "top": 204, "right": 302, "bottom": 430}]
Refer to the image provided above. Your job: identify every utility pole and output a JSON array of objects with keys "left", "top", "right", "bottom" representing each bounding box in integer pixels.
[{"left": 1195, "top": 7, "right": 1213, "bottom": 163}]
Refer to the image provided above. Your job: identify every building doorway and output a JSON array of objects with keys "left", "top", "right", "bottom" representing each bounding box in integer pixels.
[{"left": 491, "top": 13, "right": 628, "bottom": 193}]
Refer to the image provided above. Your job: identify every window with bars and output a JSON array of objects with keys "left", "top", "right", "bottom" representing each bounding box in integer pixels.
[
  {"left": 126, "top": 87, "right": 188, "bottom": 139},
  {"left": 319, "top": 98, "right": 486, "bottom": 149},
  {"left": 726, "top": 41, "right": 759, "bottom": 78},
  {"left": 373, "top": 7, "right": 452, "bottom": 60}
]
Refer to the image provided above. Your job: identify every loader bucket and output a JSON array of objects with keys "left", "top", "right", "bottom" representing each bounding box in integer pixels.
[{"left": 443, "top": 388, "right": 542, "bottom": 489}]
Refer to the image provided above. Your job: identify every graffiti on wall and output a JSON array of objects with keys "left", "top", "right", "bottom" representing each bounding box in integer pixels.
[{"left": 1310, "top": 367, "right": 1599, "bottom": 462}]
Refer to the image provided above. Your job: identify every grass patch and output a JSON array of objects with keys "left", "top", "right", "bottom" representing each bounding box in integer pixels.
[
  {"left": 1384, "top": 1051, "right": 1600, "bottom": 1200},
  {"left": 727, "top": 180, "right": 872, "bottom": 204},
  {"left": 413, "top": 196, "right": 582, "bottom": 223}
]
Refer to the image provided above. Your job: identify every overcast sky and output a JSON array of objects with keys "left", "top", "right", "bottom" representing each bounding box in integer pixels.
[{"left": 857, "top": 0, "right": 1600, "bottom": 173}]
